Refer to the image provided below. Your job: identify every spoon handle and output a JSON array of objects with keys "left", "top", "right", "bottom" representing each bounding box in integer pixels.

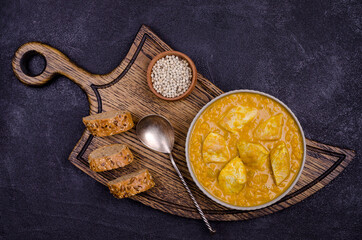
[{"left": 169, "top": 153, "right": 216, "bottom": 233}]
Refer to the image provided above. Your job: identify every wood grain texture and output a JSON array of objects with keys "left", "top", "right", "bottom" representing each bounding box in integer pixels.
[{"left": 12, "top": 25, "right": 356, "bottom": 221}]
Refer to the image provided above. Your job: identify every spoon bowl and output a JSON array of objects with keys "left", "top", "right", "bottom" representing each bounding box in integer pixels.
[{"left": 136, "top": 115, "right": 174, "bottom": 154}]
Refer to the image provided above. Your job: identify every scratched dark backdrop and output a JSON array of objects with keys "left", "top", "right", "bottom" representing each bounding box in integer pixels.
[{"left": 1, "top": 1, "right": 361, "bottom": 239}]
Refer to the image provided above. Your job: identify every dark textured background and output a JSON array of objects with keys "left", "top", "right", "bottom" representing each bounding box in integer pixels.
[{"left": 1, "top": 0, "right": 361, "bottom": 239}]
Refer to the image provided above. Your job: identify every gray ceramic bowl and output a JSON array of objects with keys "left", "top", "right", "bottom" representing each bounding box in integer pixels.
[{"left": 185, "top": 90, "right": 306, "bottom": 210}]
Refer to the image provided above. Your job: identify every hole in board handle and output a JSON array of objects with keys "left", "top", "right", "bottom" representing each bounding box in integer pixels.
[{"left": 20, "top": 51, "right": 47, "bottom": 77}]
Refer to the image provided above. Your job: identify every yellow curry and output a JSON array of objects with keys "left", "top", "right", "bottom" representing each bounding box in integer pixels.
[{"left": 188, "top": 92, "right": 304, "bottom": 207}]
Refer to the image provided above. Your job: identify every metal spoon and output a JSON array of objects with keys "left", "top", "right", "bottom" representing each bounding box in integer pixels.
[{"left": 136, "top": 114, "right": 216, "bottom": 233}]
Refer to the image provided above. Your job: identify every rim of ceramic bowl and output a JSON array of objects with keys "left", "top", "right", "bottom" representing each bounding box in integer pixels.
[{"left": 185, "top": 89, "right": 306, "bottom": 210}]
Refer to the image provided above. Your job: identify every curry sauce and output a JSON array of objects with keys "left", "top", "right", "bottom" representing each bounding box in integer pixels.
[{"left": 188, "top": 93, "right": 304, "bottom": 207}]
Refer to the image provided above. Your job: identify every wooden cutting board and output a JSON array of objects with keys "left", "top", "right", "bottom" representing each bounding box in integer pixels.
[{"left": 12, "top": 25, "right": 356, "bottom": 221}]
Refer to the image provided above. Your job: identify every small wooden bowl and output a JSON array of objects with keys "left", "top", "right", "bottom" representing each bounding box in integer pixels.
[{"left": 147, "top": 51, "right": 197, "bottom": 101}]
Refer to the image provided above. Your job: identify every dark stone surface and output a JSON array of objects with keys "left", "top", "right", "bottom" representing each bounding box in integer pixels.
[{"left": 1, "top": 0, "right": 361, "bottom": 239}]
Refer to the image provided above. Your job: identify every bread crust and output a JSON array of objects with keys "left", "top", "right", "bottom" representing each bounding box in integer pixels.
[
  {"left": 83, "top": 110, "right": 134, "bottom": 137},
  {"left": 88, "top": 144, "right": 134, "bottom": 172},
  {"left": 107, "top": 169, "right": 155, "bottom": 198}
]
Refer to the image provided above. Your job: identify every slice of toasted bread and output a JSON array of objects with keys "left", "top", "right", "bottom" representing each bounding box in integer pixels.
[
  {"left": 107, "top": 169, "right": 155, "bottom": 199},
  {"left": 83, "top": 110, "right": 134, "bottom": 137},
  {"left": 88, "top": 144, "right": 133, "bottom": 172}
]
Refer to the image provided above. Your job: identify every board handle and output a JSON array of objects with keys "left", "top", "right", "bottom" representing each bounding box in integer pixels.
[{"left": 12, "top": 42, "right": 102, "bottom": 92}]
